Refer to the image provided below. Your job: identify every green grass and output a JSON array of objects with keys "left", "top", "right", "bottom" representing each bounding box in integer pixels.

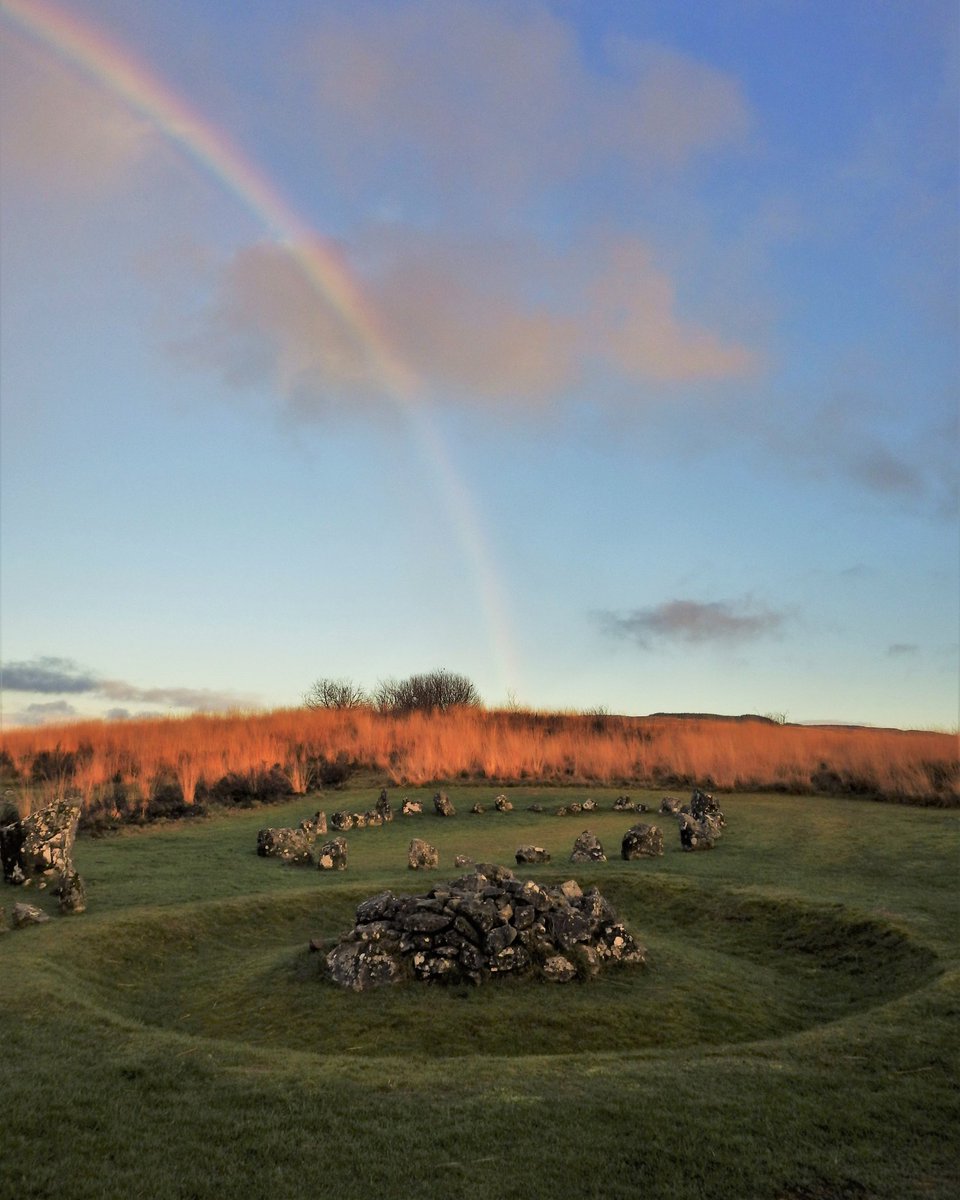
[{"left": 2, "top": 786, "right": 958, "bottom": 1199}]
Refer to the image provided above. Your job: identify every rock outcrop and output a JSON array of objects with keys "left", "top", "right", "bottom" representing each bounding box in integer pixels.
[
  {"left": 322, "top": 864, "right": 646, "bottom": 989},
  {"left": 570, "top": 830, "right": 606, "bottom": 863},
  {"left": 621, "top": 823, "right": 664, "bottom": 859}
]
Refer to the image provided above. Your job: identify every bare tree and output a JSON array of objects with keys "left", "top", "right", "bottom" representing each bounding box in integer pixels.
[
  {"left": 303, "top": 678, "right": 369, "bottom": 710},
  {"left": 374, "top": 669, "right": 481, "bottom": 714}
]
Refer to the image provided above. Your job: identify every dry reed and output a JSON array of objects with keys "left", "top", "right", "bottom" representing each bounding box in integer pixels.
[{"left": 1, "top": 708, "right": 956, "bottom": 812}]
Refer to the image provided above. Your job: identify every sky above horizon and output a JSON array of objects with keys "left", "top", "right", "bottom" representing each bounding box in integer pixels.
[{"left": 1, "top": 0, "right": 957, "bottom": 731}]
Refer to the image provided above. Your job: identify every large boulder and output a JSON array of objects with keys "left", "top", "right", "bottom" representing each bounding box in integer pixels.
[
  {"left": 316, "top": 837, "right": 348, "bottom": 870},
  {"left": 570, "top": 830, "right": 606, "bottom": 863},
  {"left": 2, "top": 799, "right": 80, "bottom": 884},
  {"left": 433, "top": 792, "right": 456, "bottom": 817},
  {"left": 408, "top": 839, "right": 439, "bottom": 870},
  {"left": 621, "top": 823, "right": 664, "bottom": 859},
  {"left": 690, "top": 788, "right": 725, "bottom": 834},
  {"left": 679, "top": 812, "right": 716, "bottom": 851},
  {"left": 320, "top": 866, "right": 646, "bottom": 990},
  {"left": 256, "top": 827, "right": 315, "bottom": 865}
]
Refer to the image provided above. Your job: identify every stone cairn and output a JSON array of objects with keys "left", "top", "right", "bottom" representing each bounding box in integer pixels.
[
  {"left": 322, "top": 863, "right": 646, "bottom": 990},
  {"left": 0, "top": 799, "right": 87, "bottom": 924}
]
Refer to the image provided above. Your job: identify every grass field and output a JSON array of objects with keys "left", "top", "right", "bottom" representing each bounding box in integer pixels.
[{"left": 2, "top": 785, "right": 958, "bottom": 1199}]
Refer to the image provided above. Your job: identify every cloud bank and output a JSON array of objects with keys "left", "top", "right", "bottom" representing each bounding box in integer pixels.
[{"left": 1, "top": 655, "right": 257, "bottom": 720}]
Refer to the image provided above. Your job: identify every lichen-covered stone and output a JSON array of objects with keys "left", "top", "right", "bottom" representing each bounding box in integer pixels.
[
  {"left": 2, "top": 799, "right": 80, "bottom": 884},
  {"left": 660, "top": 796, "right": 682, "bottom": 814},
  {"left": 542, "top": 955, "right": 577, "bottom": 983},
  {"left": 433, "top": 792, "right": 456, "bottom": 817},
  {"left": 257, "top": 827, "right": 314, "bottom": 864},
  {"left": 408, "top": 838, "right": 439, "bottom": 870},
  {"left": 471, "top": 803, "right": 485, "bottom": 814},
  {"left": 679, "top": 812, "right": 716, "bottom": 851},
  {"left": 330, "top": 811, "right": 354, "bottom": 831},
  {"left": 581, "top": 799, "right": 597, "bottom": 812},
  {"left": 621, "top": 823, "right": 664, "bottom": 859},
  {"left": 300, "top": 811, "right": 327, "bottom": 837},
  {"left": 515, "top": 846, "right": 550, "bottom": 864},
  {"left": 57, "top": 870, "right": 87, "bottom": 914},
  {"left": 375, "top": 789, "right": 394, "bottom": 823},
  {"left": 454, "top": 854, "right": 473, "bottom": 867},
  {"left": 494, "top": 794, "right": 513, "bottom": 812},
  {"left": 401, "top": 799, "right": 423, "bottom": 816},
  {"left": 12, "top": 901, "right": 50, "bottom": 928},
  {"left": 316, "top": 837, "right": 348, "bottom": 869},
  {"left": 690, "top": 788, "right": 725, "bottom": 833},
  {"left": 570, "top": 830, "right": 606, "bottom": 863}
]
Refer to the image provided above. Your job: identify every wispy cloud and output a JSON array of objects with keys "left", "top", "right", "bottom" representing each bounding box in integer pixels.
[
  {"left": 0, "top": 34, "right": 150, "bottom": 194},
  {"left": 887, "top": 643, "right": 920, "bottom": 657},
  {"left": 598, "top": 598, "right": 786, "bottom": 649},
  {"left": 1, "top": 655, "right": 257, "bottom": 715},
  {"left": 298, "top": 0, "right": 752, "bottom": 207}
]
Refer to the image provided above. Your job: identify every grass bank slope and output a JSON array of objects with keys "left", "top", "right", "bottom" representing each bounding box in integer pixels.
[{"left": 1, "top": 790, "right": 958, "bottom": 1200}]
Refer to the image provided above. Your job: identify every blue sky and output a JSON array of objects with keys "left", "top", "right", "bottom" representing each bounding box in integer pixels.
[{"left": 1, "top": 0, "right": 957, "bottom": 729}]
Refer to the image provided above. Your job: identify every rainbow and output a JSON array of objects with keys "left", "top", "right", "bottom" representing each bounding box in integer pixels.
[{"left": 1, "top": 0, "right": 520, "bottom": 698}]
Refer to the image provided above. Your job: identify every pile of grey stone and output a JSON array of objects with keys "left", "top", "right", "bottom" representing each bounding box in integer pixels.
[
  {"left": 0, "top": 798, "right": 87, "bottom": 927},
  {"left": 322, "top": 862, "right": 646, "bottom": 990}
]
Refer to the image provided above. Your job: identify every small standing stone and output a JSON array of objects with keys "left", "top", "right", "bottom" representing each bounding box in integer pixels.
[
  {"left": 621, "top": 823, "right": 664, "bottom": 859},
  {"left": 316, "top": 837, "right": 348, "bottom": 870},
  {"left": 515, "top": 846, "right": 551, "bottom": 864},
  {"left": 408, "top": 838, "right": 439, "bottom": 870},
  {"left": 494, "top": 794, "right": 513, "bottom": 812},
  {"left": 57, "top": 869, "right": 87, "bottom": 914},
  {"left": 12, "top": 902, "right": 50, "bottom": 928},
  {"left": 570, "top": 830, "right": 606, "bottom": 863},
  {"left": 433, "top": 792, "right": 456, "bottom": 817}
]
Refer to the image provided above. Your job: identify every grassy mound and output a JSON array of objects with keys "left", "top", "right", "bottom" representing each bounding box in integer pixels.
[{"left": 1, "top": 788, "right": 958, "bottom": 1200}]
